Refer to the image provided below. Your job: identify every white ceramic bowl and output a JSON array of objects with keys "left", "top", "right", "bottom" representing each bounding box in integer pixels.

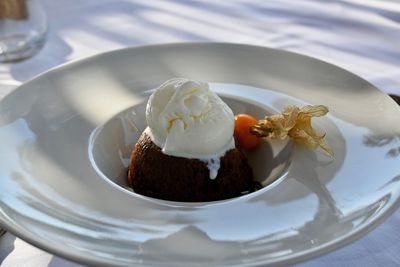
[{"left": 0, "top": 43, "right": 400, "bottom": 266}]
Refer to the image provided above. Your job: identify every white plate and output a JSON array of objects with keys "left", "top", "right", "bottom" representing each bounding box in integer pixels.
[{"left": 1, "top": 43, "right": 400, "bottom": 267}]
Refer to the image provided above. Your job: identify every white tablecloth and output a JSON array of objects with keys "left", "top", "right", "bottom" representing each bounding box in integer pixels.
[{"left": 1, "top": 0, "right": 400, "bottom": 266}]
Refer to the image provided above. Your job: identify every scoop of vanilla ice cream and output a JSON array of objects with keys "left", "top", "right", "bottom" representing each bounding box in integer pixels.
[{"left": 146, "top": 78, "right": 234, "bottom": 158}]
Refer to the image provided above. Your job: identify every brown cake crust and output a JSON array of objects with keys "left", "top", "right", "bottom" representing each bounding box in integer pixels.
[{"left": 127, "top": 132, "right": 256, "bottom": 202}]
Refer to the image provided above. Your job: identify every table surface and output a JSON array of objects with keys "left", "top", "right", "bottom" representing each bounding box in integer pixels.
[{"left": 1, "top": 0, "right": 400, "bottom": 266}]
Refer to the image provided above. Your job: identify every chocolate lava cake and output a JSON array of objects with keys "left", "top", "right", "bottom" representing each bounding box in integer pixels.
[{"left": 127, "top": 132, "right": 257, "bottom": 202}]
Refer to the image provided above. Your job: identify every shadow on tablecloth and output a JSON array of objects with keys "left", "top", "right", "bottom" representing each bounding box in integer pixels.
[{"left": 0, "top": 233, "right": 16, "bottom": 265}]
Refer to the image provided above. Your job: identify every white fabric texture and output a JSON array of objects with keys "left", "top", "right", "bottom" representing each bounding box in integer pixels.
[{"left": 0, "top": 0, "right": 399, "bottom": 266}]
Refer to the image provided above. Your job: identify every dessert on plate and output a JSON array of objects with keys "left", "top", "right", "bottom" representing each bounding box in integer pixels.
[
  {"left": 127, "top": 78, "right": 258, "bottom": 202},
  {"left": 127, "top": 78, "right": 332, "bottom": 202}
]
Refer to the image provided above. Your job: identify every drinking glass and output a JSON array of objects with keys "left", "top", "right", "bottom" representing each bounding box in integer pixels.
[{"left": 0, "top": 0, "right": 47, "bottom": 62}]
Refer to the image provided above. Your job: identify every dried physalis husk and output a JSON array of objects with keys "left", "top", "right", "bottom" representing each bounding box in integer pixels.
[{"left": 250, "top": 105, "right": 333, "bottom": 157}]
